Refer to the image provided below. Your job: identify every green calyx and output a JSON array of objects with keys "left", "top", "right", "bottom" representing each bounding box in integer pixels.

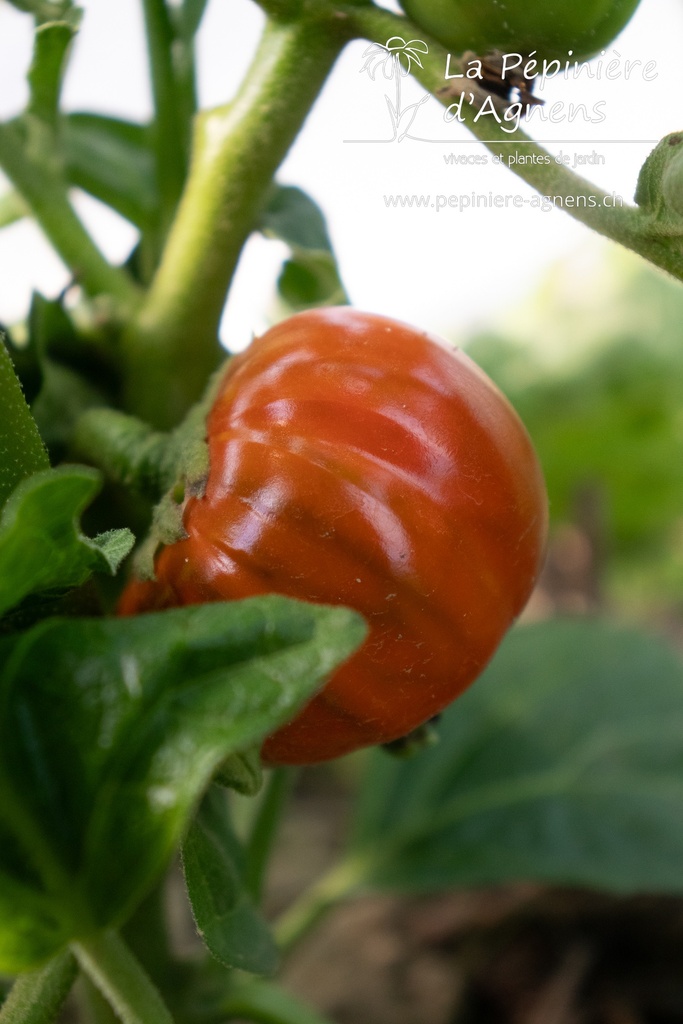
[
  {"left": 382, "top": 717, "right": 441, "bottom": 759},
  {"left": 73, "top": 357, "right": 231, "bottom": 577}
]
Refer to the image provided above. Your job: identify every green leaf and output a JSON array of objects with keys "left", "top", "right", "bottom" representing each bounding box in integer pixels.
[
  {"left": 259, "top": 185, "right": 348, "bottom": 313},
  {"left": 22, "top": 290, "right": 117, "bottom": 398},
  {"left": 27, "top": 291, "right": 77, "bottom": 362},
  {"left": 0, "top": 466, "right": 134, "bottom": 619},
  {"left": 28, "top": 19, "right": 80, "bottom": 126},
  {"left": 0, "top": 325, "right": 42, "bottom": 408},
  {"left": 182, "top": 786, "right": 278, "bottom": 975},
  {"left": 260, "top": 185, "right": 335, "bottom": 253},
  {"left": 63, "top": 114, "right": 158, "bottom": 228},
  {"left": 24, "top": 292, "right": 116, "bottom": 458},
  {"left": 26, "top": 291, "right": 96, "bottom": 378},
  {"left": 0, "top": 337, "right": 49, "bottom": 509},
  {"left": 351, "top": 620, "right": 683, "bottom": 896},
  {"left": 214, "top": 747, "right": 263, "bottom": 797},
  {"left": 277, "top": 248, "right": 347, "bottom": 312},
  {"left": 0, "top": 598, "right": 365, "bottom": 971},
  {"left": 3, "top": 293, "right": 66, "bottom": 407},
  {"left": 0, "top": 190, "right": 29, "bottom": 230}
]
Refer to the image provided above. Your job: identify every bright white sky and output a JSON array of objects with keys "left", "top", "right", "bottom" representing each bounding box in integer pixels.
[{"left": 0, "top": 0, "right": 681, "bottom": 350}]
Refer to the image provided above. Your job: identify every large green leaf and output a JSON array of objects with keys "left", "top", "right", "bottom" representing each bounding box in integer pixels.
[
  {"left": 351, "top": 620, "right": 683, "bottom": 895},
  {"left": 0, "top": 597, "right": 365, "bottom": 972},
  {"left": 182, "top": 786, "right": 278, "bottom": 975},
  {"left": 0, "top": 466, "right": 134, "bottom": 619}
]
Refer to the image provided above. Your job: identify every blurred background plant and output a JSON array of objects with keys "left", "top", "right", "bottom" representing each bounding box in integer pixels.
[{"left": 465, "top": 250, "right": 683, "bottom": 620}]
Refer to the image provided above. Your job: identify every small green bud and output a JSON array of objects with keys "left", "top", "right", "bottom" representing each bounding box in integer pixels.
[
  {"left": 662, "top": 146, "right": 683, "bottom": 219},
  {"left": 635, "top": 132, "right": 683, "bottom": 220}
]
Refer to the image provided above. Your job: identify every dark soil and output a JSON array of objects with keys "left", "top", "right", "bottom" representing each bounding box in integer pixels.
[{"left": 270, "top": 779, "right": 683, "bottom": 1024}]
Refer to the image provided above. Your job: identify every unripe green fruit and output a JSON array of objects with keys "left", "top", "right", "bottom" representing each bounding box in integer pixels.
[{"left": 399, "top": 0, "right": 642, "bottom": 62}]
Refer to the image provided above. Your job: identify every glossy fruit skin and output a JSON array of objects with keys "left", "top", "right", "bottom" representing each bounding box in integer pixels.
[
  {"left": 119, "top": 309, "right": 547, "bottom": 765},
  {"left": 399, "top": 0, "right": 641, "bottom": 62}
]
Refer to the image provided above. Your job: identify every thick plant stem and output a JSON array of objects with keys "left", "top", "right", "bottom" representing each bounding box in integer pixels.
[
  {"left": 122, "top": 15, "right": 347, "bottom": 429},
  {"left": 0, "top": 952, "right": 76, "bottom": 1024},
  {"left": 72, "top": 930, "right": 175, "bottom": 1024},
  {"left": 342, "top": 4, "right": 683, "bottom": 281},
  {"left": 0, "top": 122, "right": 139, "bottom": 307}
]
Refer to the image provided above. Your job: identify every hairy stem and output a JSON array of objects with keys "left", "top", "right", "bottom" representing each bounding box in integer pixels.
[
  {"left": 274, "top": 852, "right": 373, "bottom": 953},
  {"left": 71, "top": 409, "right": 172, "bottom": 501},
  {"left": 122, "top": 14, "right": 347, "bottom": 428},
  {"left": 72, "top": 931, "right": 175, "bottom": 1024},
  {"left": 245, "top": 767, "right": 298, "bottom": 903},
  {"left": 0, "top": 121, "right": 139, "bottom": 307},
  {"left": 0, "top": 953, "right": 76, "bottom": 1024},
  {"left": 218, "top": 976, "right": 336, "bottom": 1024}
]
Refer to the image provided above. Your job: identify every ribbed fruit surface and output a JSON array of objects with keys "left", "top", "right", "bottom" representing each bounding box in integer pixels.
[{"left": 119, "top": 308, "right": 548, "bottom": 764}]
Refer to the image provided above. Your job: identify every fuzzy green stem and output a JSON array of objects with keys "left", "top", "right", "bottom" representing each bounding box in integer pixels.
[
  {"left": 72, "top": 931, "right": 175, "bottom": 1024},
  {"left": 273, "top": 851, "right": 373, "bottom": 953},
  {"left": 122, "top": 15, "right": 347, "bottom": 429},
  {"left": 0, "top": 121, "right": 139, "bottom": 307},
  {"left": 245, "top": 767, "right": 298, "bottom": 903},
  {"left": 71, "top": 409, "right": 172, "bottom": 501},
  {"left": 0, "top": 953, "right": 76, "bottom": 1024},
  {"left": 342, "top": 5, "right": 683, "bottom": 280},
  {"left": 79, "top": 976, "right": 123, "bottom": 1024},
  {"left": 218, "top": 976, "right": 336, "bottom": 1024}
]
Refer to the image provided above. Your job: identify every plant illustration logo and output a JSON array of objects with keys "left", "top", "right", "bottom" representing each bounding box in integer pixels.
[{"left": 358, "top": 37, "right": 430, "bottom": 142}]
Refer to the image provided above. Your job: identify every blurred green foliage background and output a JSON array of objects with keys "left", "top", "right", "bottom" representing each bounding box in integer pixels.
[{"left": 461, "top": 248, "right": 683, "bottom": 615}]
